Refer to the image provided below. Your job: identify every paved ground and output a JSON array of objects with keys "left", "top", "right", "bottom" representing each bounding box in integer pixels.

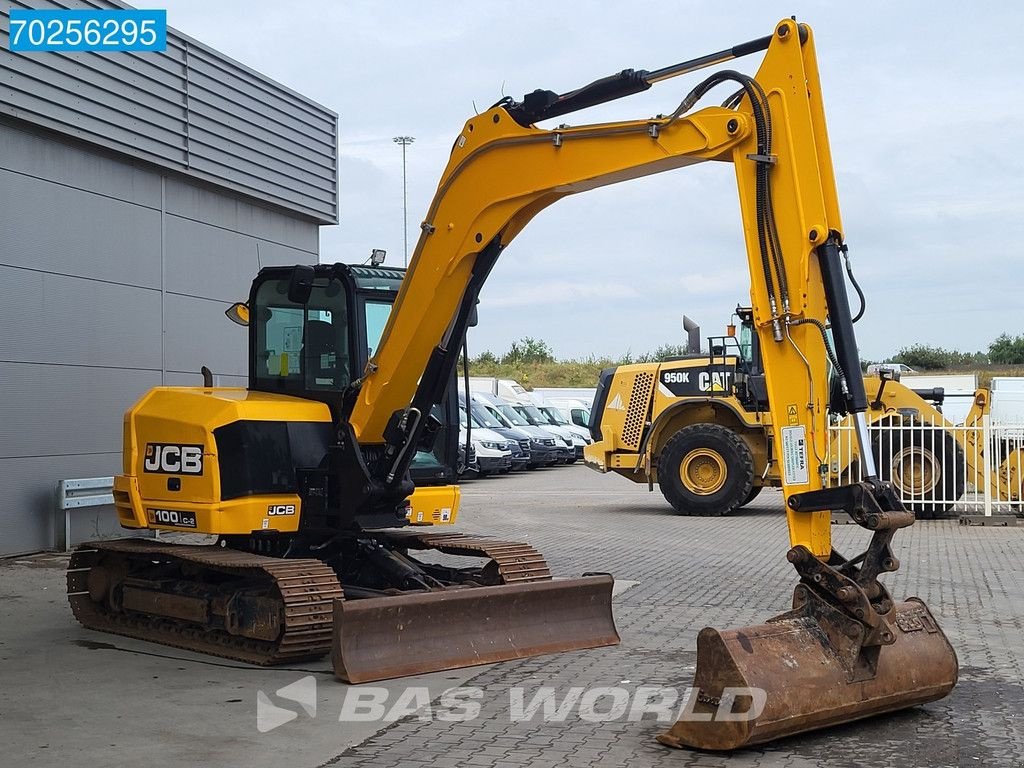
[{"left": 2, "top": 465, "right": 1022, "bottom": 767}]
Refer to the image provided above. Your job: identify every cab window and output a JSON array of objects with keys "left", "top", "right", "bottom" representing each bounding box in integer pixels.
[
  {"left": 364, "top": 300, "right": 393, "bottom": 358},
  {"left": 253, "top": 277, "right": 351, "bottom": 392},
  {"left": 738, "top": 321, "right": 755, "bottom": 366}
]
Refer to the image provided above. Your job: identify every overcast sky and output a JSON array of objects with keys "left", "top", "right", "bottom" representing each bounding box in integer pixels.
[{"left": 140, "top": 1, "right": 1024, "bottom": 362}]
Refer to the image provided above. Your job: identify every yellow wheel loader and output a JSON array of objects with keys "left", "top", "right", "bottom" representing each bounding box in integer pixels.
[
  {"left": 69, "top": 18, "right": 958, "bottom": 750},
  {"left": 585, "top": 306, "right": 975, "bottom": 518}
]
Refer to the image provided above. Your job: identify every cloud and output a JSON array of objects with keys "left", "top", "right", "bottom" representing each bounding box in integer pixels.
[
  {"left": 678, "top": 269, "right": 748, "bottom": 295},
  {"left": 146, "top": 1, "right": 1024, "bottom": 360},
  {"left": 484, "top": 281, "right": 640, "bottom": 309}
]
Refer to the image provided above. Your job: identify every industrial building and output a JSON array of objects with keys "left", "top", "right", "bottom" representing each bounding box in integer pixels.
[{"left": 0, "top": 0, "right": 338, "bottom": 555}]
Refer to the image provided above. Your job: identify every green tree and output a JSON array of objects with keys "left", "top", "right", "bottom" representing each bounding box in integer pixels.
[
  {"left": 501, "top": 336, "right": 555, "bottom": 365},
  {"left": 892, "top": 344, "right": 953, "bottom": 370},
  {"left": 471, "top": 350, "right": 498, "bottom": 366},
  {"left": 989, "top": 333, "right": 1024, "bottom": 365},
  {"left": 891, "top": 344, "right": 987, "bottom": 370},
  {"left": 636, "top": 343, "right": 691, "bottom": 363}
]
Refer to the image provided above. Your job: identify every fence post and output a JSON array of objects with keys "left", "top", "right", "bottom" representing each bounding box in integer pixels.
[{"left": 982, "top": 414, "right": 993, "bottom": 517}]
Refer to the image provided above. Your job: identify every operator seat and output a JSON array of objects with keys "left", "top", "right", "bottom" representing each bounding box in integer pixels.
[{"left": 303, "top": 319, "right": 348, "bottom": 387}]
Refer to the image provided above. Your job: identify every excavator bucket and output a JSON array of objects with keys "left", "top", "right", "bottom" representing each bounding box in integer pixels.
[
  {"left": 332, "top": 574, "right": 619, "bottom": 683},
  {"left": 658, "top": 596, "right": 958, "bottom": 751}
]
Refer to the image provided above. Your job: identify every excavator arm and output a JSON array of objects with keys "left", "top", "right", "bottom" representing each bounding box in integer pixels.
[
  {"left": 344, "top": 19, "right": 957, "bottom": 750},
  {"left": 355, "top": 20, "right": 834, "bottom": 552}
]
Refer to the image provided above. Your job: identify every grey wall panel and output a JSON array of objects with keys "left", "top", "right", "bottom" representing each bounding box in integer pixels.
[
  {"left": 0, "top": 453, "right": 122, "bottom": 555},
  {"left": 185, "top": 44, "right": 336, "bottom": 221},
  {"left": 0, "top": 7, "right": 331, "bottom": 553},
  {"left": 187, "top": 140, "right": 333, "bottom": 204},
  {"left": 164, "top": 177, "right": 319, "bottom": 254},
  {"left": 0, "top": 363, "right": 159, "bottom": 459},
  {"left": 164, "top": 215, "right": 260, "bottom": 301},
  {"left": 0, "top": 168, "right": 162, "bottom": 287},
  {"left": 0, "top": 266, "right": 162, "bottom": 369},
  {"left": 0, "top": 121, "right": 162, "bottom": 208},
  {"left": 0, "top": 55, "right": 188, "bottom": 163},
  {"left": 0, "top": 1, "right": 189, "bottom": 166},
  {"left": 164, "top": 215, "right": 317, "bottom": 301},
  {"left": 0, "top": 0, "right": 338, "bottom": 223},
  {"left": 162, "top": 293, "right": 247, "bottom": 378}
]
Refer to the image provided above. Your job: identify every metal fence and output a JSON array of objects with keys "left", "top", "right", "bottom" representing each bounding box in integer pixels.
[{"left": 827, "top": 415, "right": 1024, "bottom": 517}]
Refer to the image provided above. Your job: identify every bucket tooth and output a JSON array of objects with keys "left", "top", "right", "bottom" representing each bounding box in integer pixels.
[
  {"left": 332, "top": 574, "right": 619, "bottom": 683},
  {"left": 658, "top": 596, "right": 958, "bottom": 751}
]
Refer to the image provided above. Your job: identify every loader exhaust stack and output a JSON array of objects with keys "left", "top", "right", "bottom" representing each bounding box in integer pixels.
[{"left": 333, "top": 574, "right": 619, "bottom": 683}]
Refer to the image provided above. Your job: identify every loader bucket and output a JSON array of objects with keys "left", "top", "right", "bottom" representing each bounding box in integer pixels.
[
  {"left": 658, "top": 597, "right": 958, "bottom": 751},
  {"left": 332, "top": 575, "right": 619, "bottom": 683}
]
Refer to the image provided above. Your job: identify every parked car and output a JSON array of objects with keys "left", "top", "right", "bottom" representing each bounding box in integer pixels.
[
  {"left": 511, "top": 403, "right": 579, "bottom": 464},
  {"left": 536, "top": 404, "right": 592, "bottom": 458},
  {"left": 458, "top": 410, "right": 513, "bottom": 476},
  {"left": 543, "top": 398, "right": 593, "bottom": 429},
  {"left": 866, "top": 362, "right": 916, "bottom": 377},
  {"left": 457, "top": 426, "right": 478, "bottom": 477},
  {"left": 473, "top": 392, "right": 566, "bottom": 467},
  {"left": 460, "top": 394, "right": 530, "bottom": 471}
]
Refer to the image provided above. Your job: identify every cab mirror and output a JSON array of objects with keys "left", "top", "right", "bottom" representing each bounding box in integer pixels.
[
  {"left": 225, "top": 302, "right": 250, "bottom": 326},
  {"left": 288, "top": 264, "right": 315, "bottom": 304}
]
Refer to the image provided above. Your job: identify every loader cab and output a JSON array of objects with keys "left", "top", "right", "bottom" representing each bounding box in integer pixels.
[
  {"left": 238, "top": 263, "right": 458, "bottom": 485},
  {"left": 717, "top": 307, "right": 769, "bottom": 411}
]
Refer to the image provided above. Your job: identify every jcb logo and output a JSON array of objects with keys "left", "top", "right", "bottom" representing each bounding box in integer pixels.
[
  {"left": 144, "top": 443, "right": 204, "bottom": 475},
  {"left": 268, "top": 504, "right": 296, "bottom": 516}
]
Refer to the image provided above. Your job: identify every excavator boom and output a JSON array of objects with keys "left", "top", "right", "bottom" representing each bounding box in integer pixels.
[{"left": 351, "top": 18, "right": 956, "bottom": 749}]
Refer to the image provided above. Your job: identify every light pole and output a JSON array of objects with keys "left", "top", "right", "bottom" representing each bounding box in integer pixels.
[{"left": 393, "top": 136, "right": 415, "bottom": 266}]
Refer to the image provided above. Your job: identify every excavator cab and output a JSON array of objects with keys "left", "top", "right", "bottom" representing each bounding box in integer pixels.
[{"left": 231, "top": 263, "right": 461, "bottom": 493}]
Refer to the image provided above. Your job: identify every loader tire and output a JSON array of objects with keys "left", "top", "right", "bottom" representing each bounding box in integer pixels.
[
  {"left": 739, "top": 485, "right": 763, "bottom": 508},
  {"left": 873, "top": 427, "right": 966, "bottom": 519},
  {"left": 658, "top": 424, "right": 754, "bottom": 516}
]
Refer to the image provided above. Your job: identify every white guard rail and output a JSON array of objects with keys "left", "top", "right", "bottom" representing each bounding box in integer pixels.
[
  {"left": 827, "top": 416, "right": 1024, "bottom": 517},
  {"left": 55, "top": 477, "right": 114, "bottom": 552}
]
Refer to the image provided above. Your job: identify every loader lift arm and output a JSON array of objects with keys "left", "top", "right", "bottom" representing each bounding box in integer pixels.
[{"left": 340, "top": 18, "right": 956, "bottom": 749}]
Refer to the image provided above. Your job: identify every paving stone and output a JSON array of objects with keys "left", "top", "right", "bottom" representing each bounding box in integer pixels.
[{"left": 326, "top": 468, "right": 1024, "bottom": 767}]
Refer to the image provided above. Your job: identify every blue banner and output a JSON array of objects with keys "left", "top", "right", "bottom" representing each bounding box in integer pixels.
[{"left": 9, "top": 9, "right": 167, "bottom": 52}]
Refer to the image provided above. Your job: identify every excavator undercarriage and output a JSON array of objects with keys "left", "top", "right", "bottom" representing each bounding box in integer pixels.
[{"left": 68, "top": 532, "right": 617, "bottom": 681}]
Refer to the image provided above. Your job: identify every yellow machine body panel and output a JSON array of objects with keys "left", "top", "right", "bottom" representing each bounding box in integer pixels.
[
  {"left": 113, "top": 386, "right": 459, "bottom": 535},
  {"left": 585, "top": 357, "right": 768, "bottom": 482}
]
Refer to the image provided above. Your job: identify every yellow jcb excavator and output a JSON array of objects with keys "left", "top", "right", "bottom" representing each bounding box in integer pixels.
[{"left": 68, "top": 18, "right": 957, "bottom": 750}]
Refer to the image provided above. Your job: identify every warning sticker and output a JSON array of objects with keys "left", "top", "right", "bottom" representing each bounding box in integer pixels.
[
  {"left": 781, "top": 426, "right": 809, "bottom": 485},
  {"left": 786, "top": 403, "right": 799, "bottom": 425}
]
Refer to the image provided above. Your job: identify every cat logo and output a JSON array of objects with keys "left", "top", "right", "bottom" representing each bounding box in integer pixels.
[
  {"left": 144, "top": 443, "right": 204, "bottom": 475},
  {"left": 267, "top": 504, "right": 297, "bottom": 516},
  {"left": 699, "top": 371, "right": 732, "bottom": 392},
  {"left": 607, "top": 393, "right": 625, "bottom": 411}
]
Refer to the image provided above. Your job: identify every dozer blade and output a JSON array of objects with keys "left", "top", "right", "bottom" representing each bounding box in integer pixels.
[
  {"left": 332, "top": 574, "right": 619, "bottom": 683},
  {"left": 658, "top": 597, "right": 958, "bottom": 751}
]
